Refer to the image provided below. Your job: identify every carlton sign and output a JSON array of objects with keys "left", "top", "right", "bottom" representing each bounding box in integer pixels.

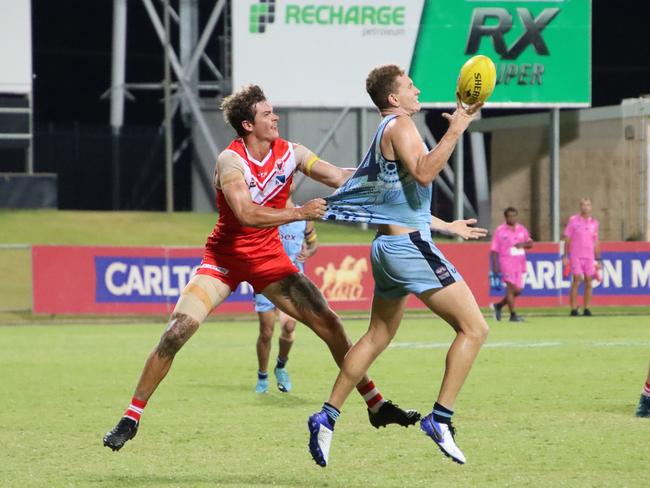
[{"left": 32, "top": 241, "right": 649, "bottom": 315}]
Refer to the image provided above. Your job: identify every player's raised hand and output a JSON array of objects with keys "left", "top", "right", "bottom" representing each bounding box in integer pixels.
[
  {"left": 458, "top": 91, "right": 484, "bottom": 115},
  {"left": 448, "top": 218, "right": 488, "bottom": 240},
  {"left": 442, "top": 93, "right": 483, "bottom": 133},
  {"left": 300, "top": 198, "right": 327, "bottom": 220}
]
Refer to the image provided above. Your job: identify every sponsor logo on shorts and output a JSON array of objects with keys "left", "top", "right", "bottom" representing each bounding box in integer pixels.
[{"left": 435, "top": 266, "right": 451, "bottom": 281}]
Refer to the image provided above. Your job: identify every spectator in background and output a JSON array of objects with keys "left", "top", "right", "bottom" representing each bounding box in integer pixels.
[
  {"left": 563, "top": 198, "right": 601, "bottom": 317},
  {"left": 490, "top": 207, "right": 533, "bottom": 322}
]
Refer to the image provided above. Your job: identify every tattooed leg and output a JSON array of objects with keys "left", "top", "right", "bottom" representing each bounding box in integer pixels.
[
  {"left": 127, "top": 275, "right": 229, "bottom": 402},
  {"left": 133, "top": 313, "right": 200, "bottom": 401},
  {"left": 262, "top": 274, "right": 356, "bottom": 371},
  {"left": 277, "top": 273, "right": 330, "bottom": 315}
]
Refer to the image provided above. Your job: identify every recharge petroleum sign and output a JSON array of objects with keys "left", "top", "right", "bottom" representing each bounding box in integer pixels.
[
  {"left": 232, "top": 0, "right": 424, "bottom": 107},
  {"left": 233, "top": 0, "right": 589, "bottom": 108},
  {"left": 410, "top": 0, "right": 591, "bottom": 107}
]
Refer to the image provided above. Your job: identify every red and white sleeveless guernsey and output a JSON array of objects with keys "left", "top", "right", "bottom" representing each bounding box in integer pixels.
[{"left": 196, "top": 137, "right": 300, "bottom": 292}]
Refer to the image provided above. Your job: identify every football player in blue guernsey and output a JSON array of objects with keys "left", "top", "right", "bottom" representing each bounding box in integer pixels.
[
  {"left": 308, "top": 64, "right": 488, "bottom": 467},
  {"left": 253, "top": 196, "right": 319, "bottom": 394}
]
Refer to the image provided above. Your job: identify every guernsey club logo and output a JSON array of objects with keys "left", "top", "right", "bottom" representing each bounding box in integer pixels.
[
  {"left": 315, "top": 255, "right": 368, "bottom": 300},
  {"left": 249, "top": 0, "right": 276, "bottom": 33}
]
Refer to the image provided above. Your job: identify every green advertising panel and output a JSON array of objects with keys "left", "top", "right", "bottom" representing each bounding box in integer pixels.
[{"left": 410, "top": 0, "right": 591, "bottom": 107}]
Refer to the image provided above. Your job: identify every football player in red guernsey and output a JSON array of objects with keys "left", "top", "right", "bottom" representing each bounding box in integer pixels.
[{"left": 103, "top": 84, "right": 419, "bottom": 452}]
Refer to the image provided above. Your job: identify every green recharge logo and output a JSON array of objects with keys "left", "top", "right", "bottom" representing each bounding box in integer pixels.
[
  {"left": 249, "top": 2, "right": 405, "bottom": 33},
  {"left": 249, "top": 0, "right": 276, "bottom": 33}
]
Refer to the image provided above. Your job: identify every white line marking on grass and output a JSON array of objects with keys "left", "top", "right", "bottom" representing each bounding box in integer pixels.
[
  {"left": 390, "top": 341, "right": 563, "bottom": 349},
  {"left": 485, "top": 341, "right": 564, "bottom": 348},
  {"left": 590, "top": 341, "right": 650, "bottom": 347},
  {"left": 390, "top": 340, "right": 650, "bottom": 350},
  {"left": 390, "top": 342, "right": 451, "bottom": 349}
]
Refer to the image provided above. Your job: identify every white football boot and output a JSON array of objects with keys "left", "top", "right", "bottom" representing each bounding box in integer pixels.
[
  {"left": 420, "top": 413, "right": 466, "bottom": 464},
  {"left": 307, "top": 410, "right": 334, "bottom": 467}
]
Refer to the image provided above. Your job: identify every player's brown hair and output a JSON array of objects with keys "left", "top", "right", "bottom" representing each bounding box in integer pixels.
[
  {"left": 220, "top": 84, "right": 267, "bottom": 137},
  {"left": 366, "top": 64, "right": 405, "bottom": 110}
]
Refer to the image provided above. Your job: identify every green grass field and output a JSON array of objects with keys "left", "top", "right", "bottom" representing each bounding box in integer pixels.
[
  {"left": 0, "top": 210, "right": 378, "bottom": 246},
  {"left": 2, "top": 210, "right": 649, "bottom": 485},
  {"left": 2, "top": 314, "right": 649, "bottom": 487}
]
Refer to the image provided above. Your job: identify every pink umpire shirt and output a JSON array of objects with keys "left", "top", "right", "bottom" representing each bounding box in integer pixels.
[
  {"left": 564, "top": 214, "right": 599, "bottom": 259},
  {"left": 491, "top": 223, "right": 531, "bottom": 271}
]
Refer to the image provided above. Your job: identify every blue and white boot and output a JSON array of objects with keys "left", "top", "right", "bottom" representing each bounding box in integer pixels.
[
  {"left": 255, "top": 373, "right": 268, "bottom": 394},
  {"left": 420, "top": 413, "right": 466, "bottom": 464},
  {"left": 307, "top": 410, "right": 334, "bottom": 467},
  {"left": 274, "top": 366, "right": 292, "bottom": 393}
]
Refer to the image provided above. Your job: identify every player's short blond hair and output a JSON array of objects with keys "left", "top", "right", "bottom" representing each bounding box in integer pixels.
[
  {"left": 366, "top": 64, "right": 405, "bottom": 110},
  {"left": 220, "top": 84, "right": 267, "bottom": 137}
]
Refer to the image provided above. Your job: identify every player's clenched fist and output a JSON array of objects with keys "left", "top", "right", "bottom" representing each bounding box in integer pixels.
[{"left": 300, "top": 198, "right": 327, "bottom": 220}]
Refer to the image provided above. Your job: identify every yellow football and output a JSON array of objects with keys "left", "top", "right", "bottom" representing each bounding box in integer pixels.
[{"left": 457, "top": 55, "right": 496, "bottom": 105}]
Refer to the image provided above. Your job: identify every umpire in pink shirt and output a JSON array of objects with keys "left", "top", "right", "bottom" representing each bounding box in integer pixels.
[
  {"left": 490, "top": 207, "right": 533, "bottom": 322},
  {"left": 563, "top": 198, "right": 601, "bottom": 317}
]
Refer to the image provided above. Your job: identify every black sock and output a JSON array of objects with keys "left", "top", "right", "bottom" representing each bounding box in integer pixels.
[
  {"left": 432, "top": 402, "right": 453, "bottom": 424},
  {"left": 322, "top": 402, "right": 340, "bottom": 427},
  {"left": 276, "top": 356, "right": 287, "bottom": 369},
  {"left": 257, "top": 371, "right": 268, "bottom": 380}
]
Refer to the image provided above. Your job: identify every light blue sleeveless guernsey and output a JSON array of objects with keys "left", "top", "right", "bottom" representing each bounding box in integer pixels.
[
  {"left": 324, "top": 114, "right": 432, "bottom": 232},
  {"left": 279, "top": 219, "right": 307, "bottom": 264}
]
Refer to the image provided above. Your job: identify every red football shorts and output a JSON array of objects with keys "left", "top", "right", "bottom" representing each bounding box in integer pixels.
[{"left": 195, "top": 244, "right": 299, "bottom": 293}]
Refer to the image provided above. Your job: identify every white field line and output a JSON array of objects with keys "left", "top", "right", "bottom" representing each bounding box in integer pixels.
[
  {"left": 590, "top": 341, "right": 650, "bottom": 347},
  {"left": 389, "top": 340, "right": 650, "bottom": 349}
]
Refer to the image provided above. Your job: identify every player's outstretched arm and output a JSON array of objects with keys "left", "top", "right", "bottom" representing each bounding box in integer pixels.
[
  {"left": 430, "top": 215, "right": 488, "bottom": 240},
  {"left": 294, "top": 144, "right": 355, "bottom": 188},
  {"left": 219, "top": 160, "right": 325, "bottom": 227}
]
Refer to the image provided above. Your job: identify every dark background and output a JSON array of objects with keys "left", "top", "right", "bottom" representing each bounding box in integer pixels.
[{"left": 12, "top": 1, "right": 650, "bottom": 211}]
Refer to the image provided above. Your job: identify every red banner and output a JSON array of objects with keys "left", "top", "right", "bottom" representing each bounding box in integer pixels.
[{"left": 32, "top": 242, "right": 650, "bottom": 315}]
